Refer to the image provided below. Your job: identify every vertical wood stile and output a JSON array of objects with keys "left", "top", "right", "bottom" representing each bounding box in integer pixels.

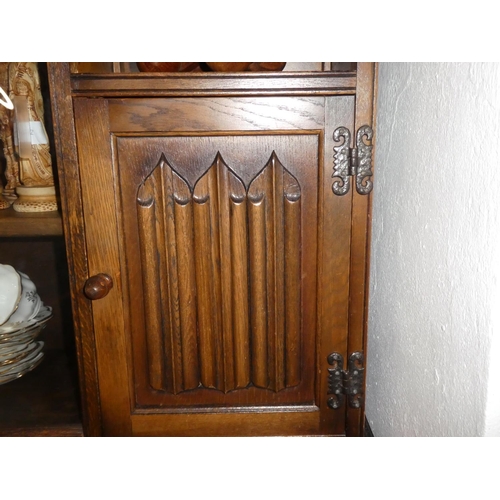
[
  {"left": 193, "top": 167, "right": 218, "bottom": 388},
  {"left": 217, "top": 158, "right": 235, "bottom": 391},
  {"left": 273, "top": 156, "right": 286, "bottom": 391},
  {"left": 248, "top": 192, "right": 268, "bottom": 389},
  {"left": 283, "top": 170, "right": 302, "bottom": 387},
  {"left": 163, "top": 166, "right": 186, "bottom": 393},
  {"left": 137, "top": 172, "right": 165, "bottom": 391},
  {"left": 230, "top": 178, "right": 250, "bottom": 388},
  {"left": 173, "top": 173, "right": 200, "bottom": 391}
]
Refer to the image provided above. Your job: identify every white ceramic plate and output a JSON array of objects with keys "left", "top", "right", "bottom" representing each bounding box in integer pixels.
[
  {"left": 0, "top": 305, "right": 52, "bottom": 335},
  {"left": 0, "top": 342, "right": 31, "bottom": 361},
  {"left": 0, "top": 351, "right": 44, "bottom": 385},
  {"left": 0, "top": 264, "right": 21, "bottom": 326},
  {"left": 0, "top": 341, "right": 42, "bottom": 366},
  {"left": 0, "top": 342, "right": 44, "bottom": 376},
  {"left": 0, "top": 322, "right": 48, "bottom": 344}
]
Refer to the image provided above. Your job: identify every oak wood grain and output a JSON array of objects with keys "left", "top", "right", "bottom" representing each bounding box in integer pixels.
[
  {"left": 156, "top": 166, "right": 180, "bottom": 395},
  {"left": 248, "top": 194, "right": 268, "bottom": 388},
  {"left": 109, "top": 97, "right": 325, "bottom": 133},
  {"left": 115, "top": 135, "right": 318, "bottom": 412},
  {"left": 218, "top": 162, "right": 237, "bottom": 391},
  {"left": 346, "top": 62, "right": 377, "bottom": 437},
  {"left": 137, "top": 178, "right": 165, "bottom": 390},
  {"left": 131, "top": 409, "right": 326, "bottom": 437},
  {"left": 193, "top": 173, "right": 219, "bottom": 389},
  {"left": 284, "top": 190, "right": 301, "bottom": 387},
  {"left": 195, "top": 165, "right": 225, "bottom": 390},
  {"left": 73, "top": 98, "right": 132, "bottom": 436},
  {"left": 47, "top": 63, "right": 102, "bottom": 436},
  {"left": 230, "top": 193, "right": 251, "bottom": 388},
  {"left": 0, "top": 210, "right": 63, "bottom": 236},
  {"left": 175, "top": 196, "right": 200, "bottom": 390},
  {"left": 317, "top": 95, "right": 356, "bottom": 436},
  {"left": 71, "top": 73, "right": 357, "bottom": 98}
]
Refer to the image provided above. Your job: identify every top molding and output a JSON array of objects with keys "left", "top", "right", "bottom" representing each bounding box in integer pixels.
[{"left": 70, "top": 72, "right": 357, "bottom": 98}]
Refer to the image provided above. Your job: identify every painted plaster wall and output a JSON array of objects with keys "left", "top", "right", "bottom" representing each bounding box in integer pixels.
[{"left": 365, "top": 63, "right": 500, "bottom": 436}]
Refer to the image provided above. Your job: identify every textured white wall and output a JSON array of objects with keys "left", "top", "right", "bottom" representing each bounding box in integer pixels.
[{"left": 366, "top": 63, "right": 500, "bottom": 436}]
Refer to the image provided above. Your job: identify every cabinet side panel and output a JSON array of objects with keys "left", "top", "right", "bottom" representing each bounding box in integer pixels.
[{"left": 347, "top": 63, "right": 376, "bottom": 436}]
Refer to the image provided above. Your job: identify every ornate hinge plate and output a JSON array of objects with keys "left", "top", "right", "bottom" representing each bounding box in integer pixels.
[
  {"left": 327, "top": 351, "right": 365, "bottom": 409},
  {"left": 332, "top": 125, "right": 373, "bottom": 196}
]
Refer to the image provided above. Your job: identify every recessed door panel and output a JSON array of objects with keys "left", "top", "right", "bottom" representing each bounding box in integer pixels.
[{"left": 115, "top": 134, "right": 319, "bottom": 410}]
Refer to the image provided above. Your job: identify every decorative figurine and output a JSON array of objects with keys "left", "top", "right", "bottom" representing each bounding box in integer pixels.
[
  {"left": 0, "top": 62, "right": 19, "bottom": 209},
  {"left": 8, "top": 62, "right": 57, "bottom": 212}
]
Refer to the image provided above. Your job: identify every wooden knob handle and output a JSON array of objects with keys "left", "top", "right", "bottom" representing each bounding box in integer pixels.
[{"left": 84, "top": 273, "right": 113, "bottom": 300}]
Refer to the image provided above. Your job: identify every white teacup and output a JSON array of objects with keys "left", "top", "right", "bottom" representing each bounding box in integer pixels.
[
  {"left": 0, "top": 264, "right": 22, "bottom": 326},
  {"left": 7, "top": 271, "right": 42, "bottom": 324}
]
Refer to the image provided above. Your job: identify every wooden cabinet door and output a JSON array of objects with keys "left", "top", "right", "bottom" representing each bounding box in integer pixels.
[{"left": 73, "top": 93, "right": 356, "bottom": 436}]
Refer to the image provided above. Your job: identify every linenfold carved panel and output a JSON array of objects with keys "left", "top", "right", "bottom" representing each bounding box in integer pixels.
[{"left": 136, "top": 152, "right": 302, "bottom": 394}]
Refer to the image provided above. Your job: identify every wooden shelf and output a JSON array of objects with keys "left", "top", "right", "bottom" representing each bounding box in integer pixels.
[
  {"left": 0, "top": 209, "right": 63, "bottom": 237},
  {"left": 0, "top": 349, "right": 83, "bottom": 436}
]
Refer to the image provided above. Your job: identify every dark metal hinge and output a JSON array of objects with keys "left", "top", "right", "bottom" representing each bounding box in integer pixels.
[
  {"left": 332, "top": 125, "right": 373, "bottom": 196},
  {"left": 326, "top": 351, "right": 365, "bottom": 410}
]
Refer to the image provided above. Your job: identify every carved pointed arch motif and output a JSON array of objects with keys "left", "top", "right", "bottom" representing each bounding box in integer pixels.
[{"left": 136, "top": 151, "right": 302, "bottom": 395}]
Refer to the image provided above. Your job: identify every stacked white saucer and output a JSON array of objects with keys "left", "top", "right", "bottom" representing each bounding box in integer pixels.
[{"left": 0, "top": 264, "right": 52, "bottom": 385}]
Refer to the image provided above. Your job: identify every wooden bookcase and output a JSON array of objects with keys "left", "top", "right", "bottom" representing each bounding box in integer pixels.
[
  {"left": 1, "top": 62, "right": 375, "bottom": 436},
  {"left": 0, "top": 65, "right": 83, "bottom": 436}
]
